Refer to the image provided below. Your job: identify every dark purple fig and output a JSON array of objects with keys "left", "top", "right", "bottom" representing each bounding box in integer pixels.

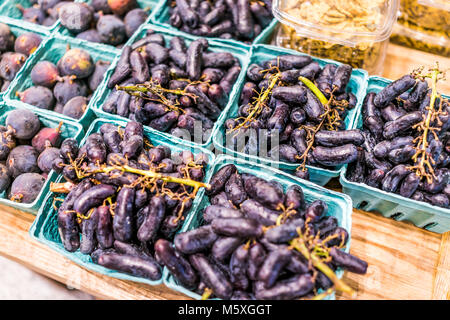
[
  {"left": 59, "top": 3, "right": 93, "bottom": 34},
  {"left": 32, "top": 122, "right": 62, "bottom": 152},
  {"left": 97, "top": 15, "right": 126, "bottom": 46},
  {"left": 76, "top": 29, "right": 102, "bottom": 43},
  {"left": 53, "top": 76, "right": 88, "bottom": 105},
  {"left": 6, "top": 109, "right": 40, "bottom": 140},
  {"left": 38, "top": 147, "right": 60, "bottom": 173},
  {"left": 7, "top": 145, "right": 39, "bottom": 178},
  {"left": 124, "top": 8, "right": 148, "bottom": 38},
  {"left": 9, "top": 173, "right": 45, "bottom": 203},
  {"left": 62, "top": 96, "right": 88, "bottom": 119},
  {"left": 0, "top": 23, "right": 14, "bottom": 52},
  {"left": 17, "top": 5, "right": 46, "bottom": 25},
  {"left": 17, "top": 86, "right": 55, "bottom": 110},
  {"left": 58, "top": 48, "right": 94, "bottom": 79},
  {"left": 0, "top": 52, "right": 27, "bottom": 81},
  {"left": 14, "top": 32, "right": 42, "bottom": 56},
  {"left": 30, "top": 61, "right": 60, "bottom": 88}
]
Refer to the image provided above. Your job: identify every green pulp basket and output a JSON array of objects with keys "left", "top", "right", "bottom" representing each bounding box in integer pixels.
[
  {"left": 0, "top": 103, "right": 84, "bottom": 214},
  {"left": 163, "top": 154, "right": 353, "bottom": 300},
  {"left": 29, "top": 117, "right": 215, "bottom": 286},
  {"left": 213, "top": 44, "right": 369, "bottom": 186},
  {"left": 91, "top": 23, "right": 251, "bottom": 149},
  {"left": 4, "top": 34, "right": 119, "bottom": 130},
  {"left": 0, "top": 17, "right": 49, "bottom": 100},
  {"left": 340, "top": 76, "right": 450, "bottom": 234},
  {"left": 151, "top": 0, "right": 279, "bottom": 49},
  {"left": 54, "top": 0, "right": 162, "bottom": 52}
]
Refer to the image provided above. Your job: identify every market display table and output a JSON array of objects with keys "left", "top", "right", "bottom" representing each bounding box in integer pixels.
[
  {"left": 0, "top": 43, "right": 449, "bottom": 301},
  {"left": 0, "top": 201, "right": 448, "bottom": 300}
]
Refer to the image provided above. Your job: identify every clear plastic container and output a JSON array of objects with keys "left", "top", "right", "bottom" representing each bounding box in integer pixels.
[
  {"left": 398, "top": 0, "right": 450, "bottom": 33},
  {"left": 391, "top": 0, "right": 450, "bottom": 56},
  {"left": 273, "top": 0, "right": 399, "bottom": 74},
  {"left": 390, "top": 22, "right": 450, "bottom": 56}
]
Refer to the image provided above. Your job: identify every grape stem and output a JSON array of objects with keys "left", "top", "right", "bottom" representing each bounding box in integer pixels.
[
  {"left": 229, "top": 72, "right": 281, "bottom": 134},
  {"left": 408, "top": 64, "right": 446, "bottom": 184},
  {"left": 290, "top": 238, "right": 355, "bottom": 297}
]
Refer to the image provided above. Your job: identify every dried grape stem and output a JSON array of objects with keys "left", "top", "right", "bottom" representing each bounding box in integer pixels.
[
  {"left": 50, "top": 181, "right": 76, "bottom": 193},
  {"left": 408, "top": 65, "right": 445, "bottom": 184},
  {"left": 291, "top": 238, "right": 355, "bottom": 296},
  {"left": 116, "top": 81, "right": 197, "bottom": 113},
  {"left": 229, "top": 72, "right": 281, "bottom": 134},
  {"left": 295, "top": 77, "right": 344, "bottom": 171}
]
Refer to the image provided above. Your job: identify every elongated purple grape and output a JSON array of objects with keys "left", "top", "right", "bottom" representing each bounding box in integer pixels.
[
  {"left": 257, "top": 248, "right": 292, "bottom": 288},
  {"left": 240, "top": 199, "right": 279, "bottom": 226},
  {"left": 154, "top": 239, "right": 198, "bottom": 289},
  {"left": 189, "top": 253, "right": 232, "bottom": 299},
  {"left": 113, "top": 186, "right": 135, "bottom": 242},
  {"left": 97, "top": 252, "right": 162, "bottom": 280},
  {"left": 329, "top": 247, "right": 368, "bottom": 274},
  {"left": 73, "top": 184, "right": 116, "bottom": 215},
  {"left": 211, "top": 218, "right": 263, "bottom": 238},
  {"left": 174, "top": 225, "right": 218, "bottom": 254}
]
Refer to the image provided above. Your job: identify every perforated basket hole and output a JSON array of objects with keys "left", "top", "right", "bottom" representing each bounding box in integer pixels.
[
  {"left": 357, "top": 201, "right": 368, "bottom": 210},
  {"left": 389, "top": 212, "right": 404, "bottom": 220},
  {"left": 423, "top": 222, "right": 438, "bottom": 230}
]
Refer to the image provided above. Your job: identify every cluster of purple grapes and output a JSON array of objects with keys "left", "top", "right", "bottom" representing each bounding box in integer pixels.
[
  {"left": 54, "top": 121, "right": 210, "bottom": 281},
  {"left": 347, "top": 74, "right": 449, "bottom": 208},
  {"left": 168, "top": 0, "right": 273, "bottom": 43},
  {"left": 102, "top": 32, "right": 241, "bottom": 143},
  {"left": 156, "top": 164, "right": 368, "bottom": 300}
]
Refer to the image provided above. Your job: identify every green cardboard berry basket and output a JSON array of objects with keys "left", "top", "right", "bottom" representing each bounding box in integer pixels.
[
  {"left": 0, "top": 103, "right": 84, "bottom": 214},
  {"left": 91, "top": 23, "right": 251, "bottom": 149},
  {"left": 0, "top": 17, "right": 49, "bottom": 99},
  {"left": 54, "top": 0, "right": 162, "bottom": 52},
  {"left": 213, "top": 44, "right": 369, "bottom": 186},
  {"left": 4, "top": 34, "right": 119, "bottom": 130},
  {"left": 163, "top": 154, "right": 353, "bottom": 300},
  {"left": 151, "top": 0, "right": 279, "bottom": 49},
  {"left": 340, "top": 76, "right": 450, "bottom": 234},
  {"left": 28, "top": 117, "right": 215, "bottom": 286},
  {"left": 0, "top": 0, "right": 86, "bottom": 33}
]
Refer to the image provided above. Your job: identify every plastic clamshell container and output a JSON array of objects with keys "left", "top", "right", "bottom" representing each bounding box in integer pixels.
[
  {"left": 390, "top": 22, "right": 450, "bottom": 57},
  {"left": 91, "top": 23, "right": 250, "bottom": 149},
  {"left": 163, "top": 154, "right": 353, "bottom": 300},
  {"left": 0, "top": 17, "right": 49, "bottom": 99},
  {"left": 29, "top": 117, "right": 215, "bottom": 286},
  {"left": 391, "top": 0, "right": 450, "bottom": 57},
  {"left": 0, "top": 104, "right": 84, "bottom": 214},
  {"left": 0, "top": 0, "right": 85, "bottom": 33},
  {"left": 55, "top": 0, "right": 160, "bottom": 52},
  {"left": 340, "top": 76, "right": 450, "bottom": 234},
  {"left": 272, "top": 0, "right": 399, "bottom": 75},
  {"left": 4, "top": 35, "right": 118, "bottom": 130},
  {"left": 213, "top": 44, "right": 369, "bottom": 187},
  {"left": 151, "top": 0, "right": 279, "bottom": 49}
]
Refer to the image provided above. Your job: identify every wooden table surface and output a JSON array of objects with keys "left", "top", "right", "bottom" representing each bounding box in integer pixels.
[{"left": 0, "top": 42, "right": 449, "bottom": 300}]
